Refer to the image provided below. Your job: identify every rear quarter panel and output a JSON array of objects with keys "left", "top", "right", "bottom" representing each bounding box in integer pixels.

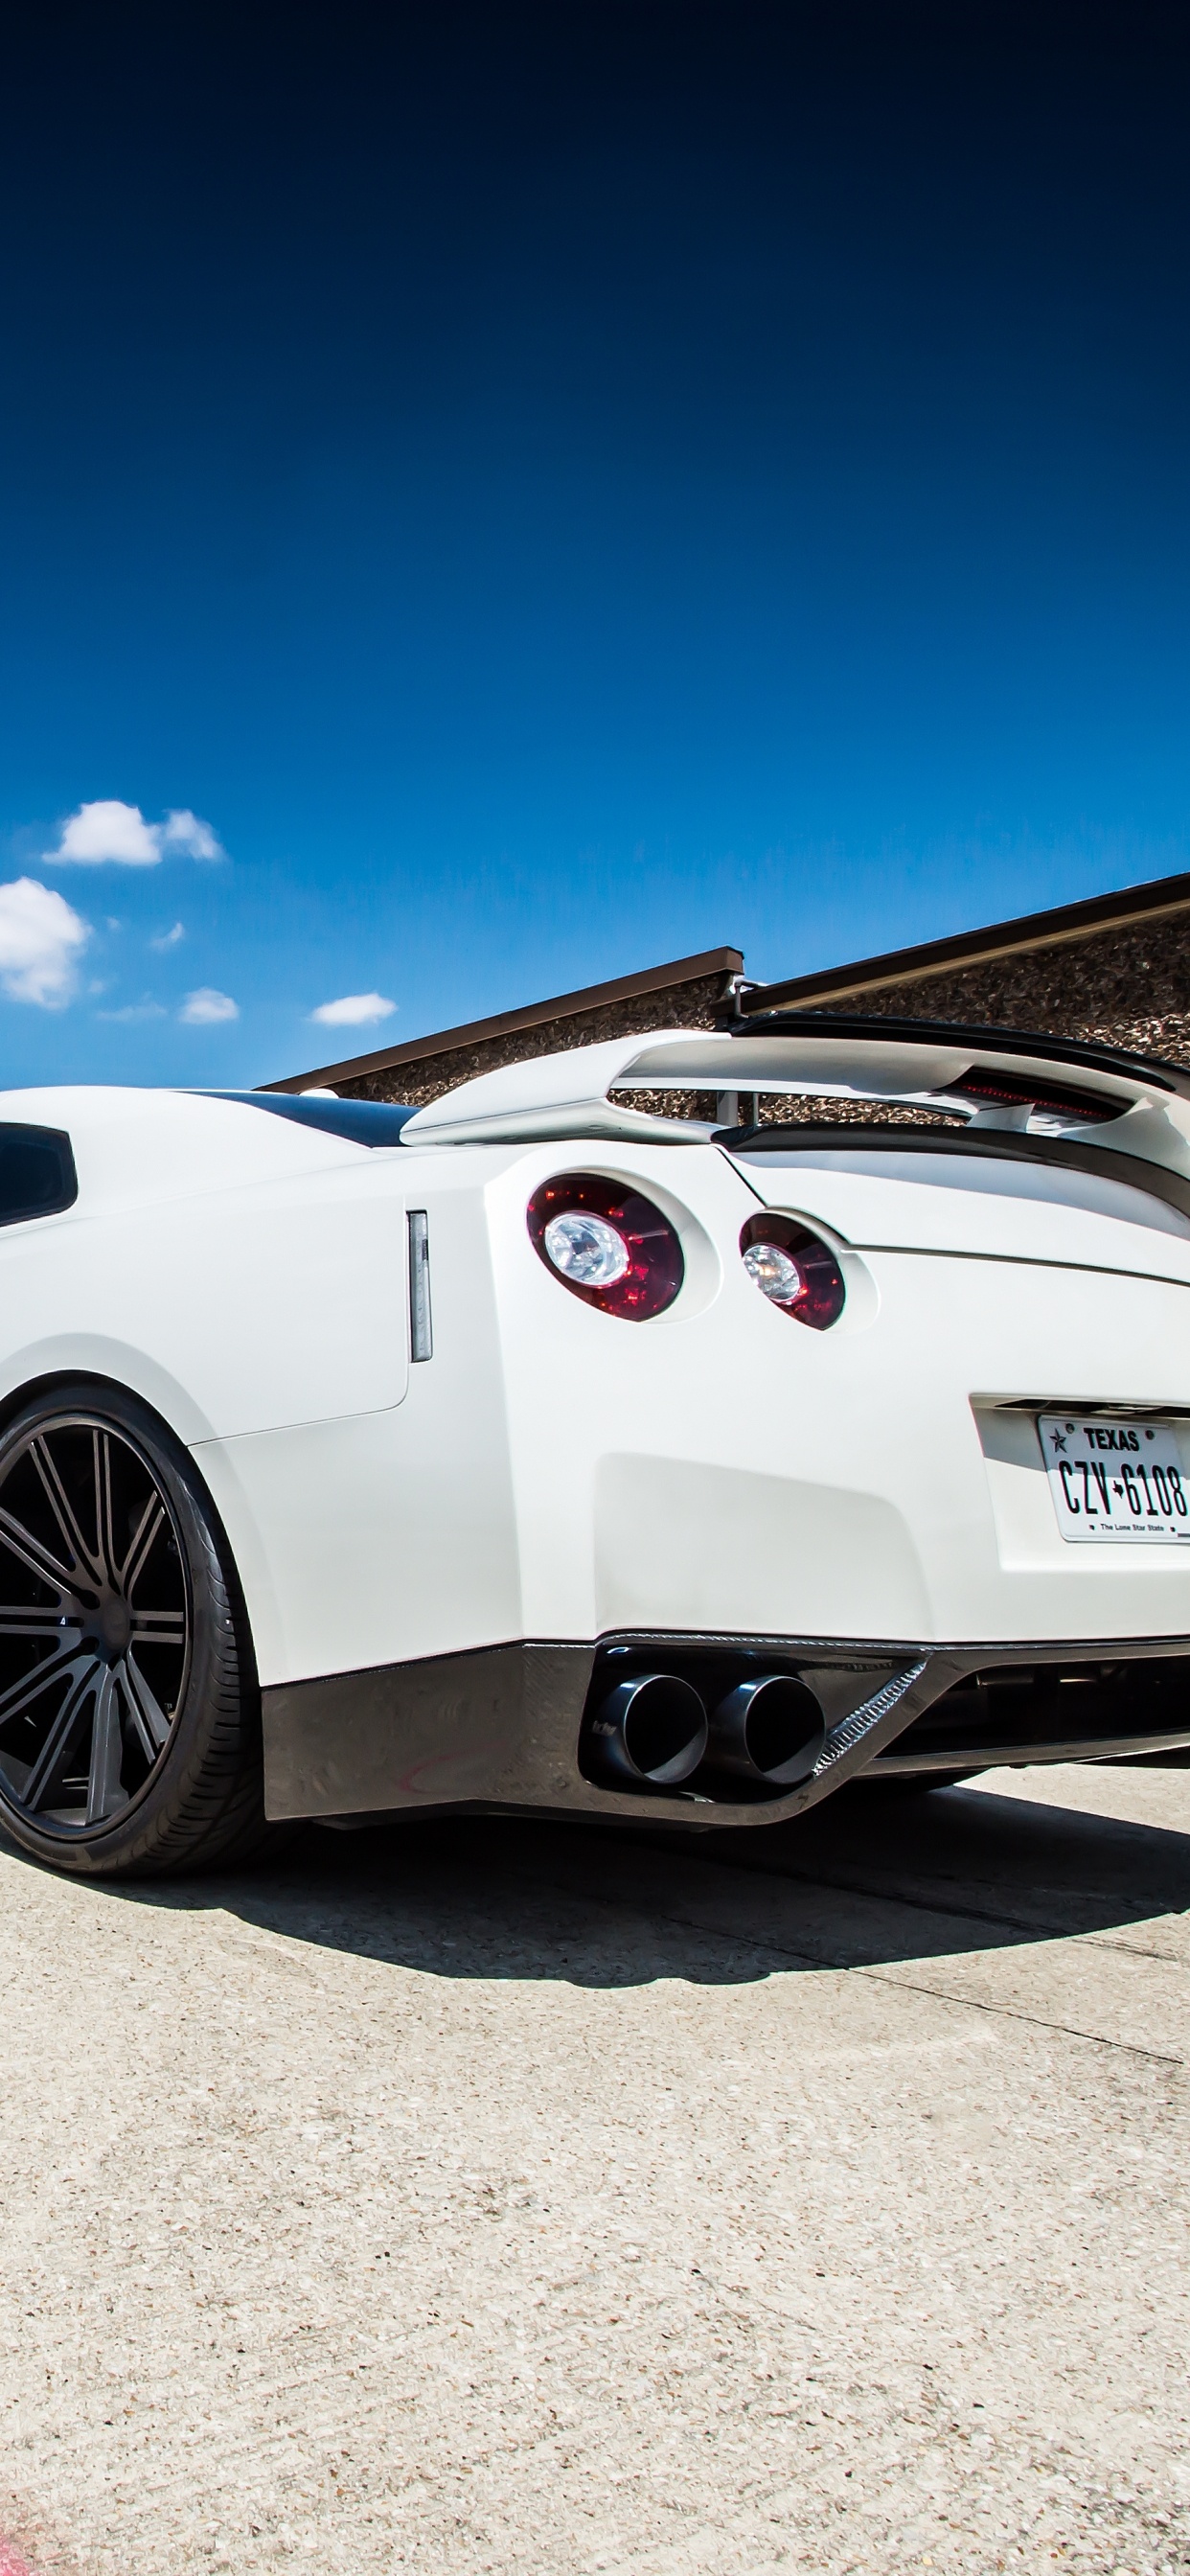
[
  {"left": 0, "top": 1162, "right": 408, "bottom": 1441},
  {"left": 190, "top": 1151, "right": 522, "bottom": 1687}
]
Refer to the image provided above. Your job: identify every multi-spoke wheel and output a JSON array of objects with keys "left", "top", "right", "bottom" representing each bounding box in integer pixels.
[{"left": 0, "top": 1386, "right": 266, "bottom": 1876}]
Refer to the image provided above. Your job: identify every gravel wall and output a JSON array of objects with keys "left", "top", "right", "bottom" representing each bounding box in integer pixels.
[
  {"left": 828, "top": 907, "right": 1190, "bottom": 1064},
  {"left": 331, "top": 908, "right": 1190, "bottom": 1118},
  {"left": 336, "top": 969, "right": 734, "bottom": 1110}
]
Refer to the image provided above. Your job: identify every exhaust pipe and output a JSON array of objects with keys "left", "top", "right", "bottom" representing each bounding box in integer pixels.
[
  {"left": 708, "top": 1673, "right": 825, "bottom": 1787},
  {"left": 585, "top": 1673, "right": 708, "bottom": 1787}
]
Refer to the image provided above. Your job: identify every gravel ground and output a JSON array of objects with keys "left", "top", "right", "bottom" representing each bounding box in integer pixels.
[{"left": 1, "top": 1762, "right": 1188, "bottom": 2576}]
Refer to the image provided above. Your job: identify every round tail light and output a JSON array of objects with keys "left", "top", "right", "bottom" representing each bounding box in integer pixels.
[
  {"left": 528, "top": 1174, "right": 684, "bottom": 1318},
  {"left": 740, "top": 1212, "right": 845, "bottom": 1328}
]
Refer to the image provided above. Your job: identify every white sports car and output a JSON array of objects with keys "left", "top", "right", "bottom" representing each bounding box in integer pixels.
[{"left": 0, "top": 1012, "right": 1188, "bottom": 1880}]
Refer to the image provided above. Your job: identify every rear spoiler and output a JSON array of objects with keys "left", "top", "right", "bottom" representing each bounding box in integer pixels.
[
  {"left": 399, "top": 1022, "right": 1190, "bottom": 1211},
  {"left": 717, "top": 1006, "right": 1190, "bottom": 1098}
]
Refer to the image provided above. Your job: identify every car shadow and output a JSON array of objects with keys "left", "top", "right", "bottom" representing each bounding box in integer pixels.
[{"left": 62, "top": 1766, "right": 1190, "bottom": 1990}]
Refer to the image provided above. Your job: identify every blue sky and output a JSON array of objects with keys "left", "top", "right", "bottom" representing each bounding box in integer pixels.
[{"left": 1, "top": 2, "right": 1188, "bottom": 1088}]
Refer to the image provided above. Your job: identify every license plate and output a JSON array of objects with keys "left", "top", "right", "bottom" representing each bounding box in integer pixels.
[{"left": 1039, "top": 1414, "right": 1190, "bottom": 1543}]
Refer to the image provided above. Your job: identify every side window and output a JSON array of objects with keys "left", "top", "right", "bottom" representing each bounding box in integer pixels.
[{"left": 0, "top": 1126, "right": 77, "bottom": 1227}]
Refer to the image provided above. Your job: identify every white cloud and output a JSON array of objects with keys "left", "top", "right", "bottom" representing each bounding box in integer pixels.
[
  {"left": 161, "top": 810, "right": 222, "bottom": 862},
  {"left": 150, "top": 921, "right": 186, "bottom": 951},
  {"left": 95, "top": 1000, "right": 168, "bottom": 1024},
  {"left": 55, "top": 801, "right": 160, "bottom": 866},
  {"left": 45, "top": 799, "right": 225, "bottom": 868},
  {"left": 309, "top": 991, "right": 397, "bottom": 1027},
  {"left": 179, "top": 987, "right": 239, "bottom": 1024},
  {"left": 0, "top": 877, "right": 89, "bottom": 1008}
]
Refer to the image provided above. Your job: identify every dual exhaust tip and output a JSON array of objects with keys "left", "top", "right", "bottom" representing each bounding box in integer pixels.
[{"left": 584, "top": 1670, "right": 825, "bottom": 1794}]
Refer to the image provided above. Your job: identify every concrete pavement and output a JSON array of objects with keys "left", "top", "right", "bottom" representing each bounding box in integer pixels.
[{"left": 0, "top": 1762, "right": 1188, "bottom": 2573}]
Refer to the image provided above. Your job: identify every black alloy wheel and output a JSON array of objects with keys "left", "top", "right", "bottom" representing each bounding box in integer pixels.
[{"left": 0, "top": 1386, "right": 267, "bottom": 1877}]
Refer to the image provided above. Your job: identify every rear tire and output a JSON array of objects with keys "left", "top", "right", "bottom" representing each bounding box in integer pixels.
[{"left": 0, "top": 1382, "right": 268, "bottom": 1879}]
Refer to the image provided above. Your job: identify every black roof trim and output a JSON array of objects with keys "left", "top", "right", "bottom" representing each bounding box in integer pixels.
[{"left": 205, "top": 1092, "right": 418, "bottom": 1146}]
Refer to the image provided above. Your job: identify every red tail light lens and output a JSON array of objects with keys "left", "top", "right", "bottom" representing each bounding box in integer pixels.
[
  {"left": 740, "top": 1212, "right": 845, "bottom": 1328},
  {"left": 528, "top": 1174, "right": 684, "bottom": 1318}
]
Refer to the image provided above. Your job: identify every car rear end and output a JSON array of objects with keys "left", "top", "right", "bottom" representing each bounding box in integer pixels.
[{"left": 468, "top": 1022, "right": 1190, "bottom": 1818}]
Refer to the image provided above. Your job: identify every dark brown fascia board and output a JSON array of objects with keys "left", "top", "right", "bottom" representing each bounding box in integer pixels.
[
  {"left": 264, "top": 945, "right": 745, "bottom": 1093},
  {"left": 736, "top": 868, "right": 1190, "bottom": 1017}
]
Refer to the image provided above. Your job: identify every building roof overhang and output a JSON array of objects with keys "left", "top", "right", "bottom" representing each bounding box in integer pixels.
[
  {"left": 731, "top": 868, "right": 1190, "bottom": 1019},
  {"left": 265, "top": 945, "right": 744, "bottom": 1094}
]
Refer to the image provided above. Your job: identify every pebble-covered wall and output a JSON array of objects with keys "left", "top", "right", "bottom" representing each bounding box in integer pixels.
[
  {"left": 809, "top": 908, "right": 1190, "bottom": 1066},
  {"left": 314, "top": 894, "right": 1190, "bottom": 1114},
  {"left": 334, "top": 966, "right": 734, "bottom": 1112}
]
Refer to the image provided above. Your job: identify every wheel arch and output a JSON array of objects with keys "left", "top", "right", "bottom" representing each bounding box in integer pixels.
[{"left": 0, "top": 1366, "right": 263, "bottom": 1696}]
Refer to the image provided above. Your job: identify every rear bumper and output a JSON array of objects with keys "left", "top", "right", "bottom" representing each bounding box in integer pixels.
[
  {"left": 868, "top": 1644, "right": 1190, "bottom": 1775},
  {"left": 262, "top": 1628, "right": 1190, "bottom": 1826}
]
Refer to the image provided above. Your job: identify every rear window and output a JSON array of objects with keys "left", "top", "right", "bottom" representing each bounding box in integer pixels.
[
  {"left": 211, "top": 1092, "right": 417, "bottom": 1147},
  {"left": 0, "top": 1125, "right": 77, "bottom": 1225}
]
